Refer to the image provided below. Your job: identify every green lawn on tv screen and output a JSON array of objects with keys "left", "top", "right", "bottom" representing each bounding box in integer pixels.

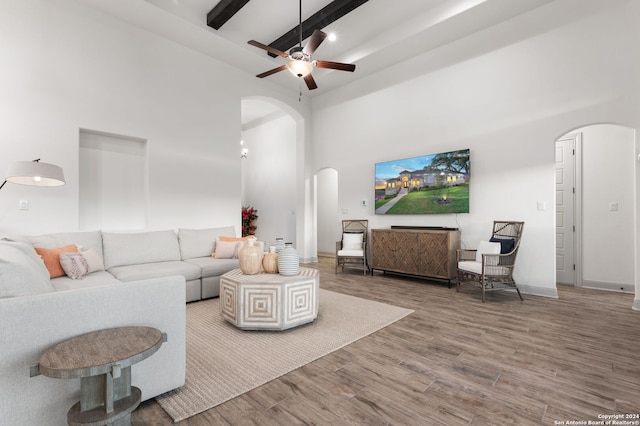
[{"left": 384, "top": 184, "right": 469, "bottom": 214}]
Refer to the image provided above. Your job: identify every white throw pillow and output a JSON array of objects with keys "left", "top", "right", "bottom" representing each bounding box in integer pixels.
[
  {"left": 59, "top": 248, "right": 105, "bottom": 279},
  {"left": 81, "top": 248, "right": 105, "bottom": 273},
  {"left": 475, "top": 240, "right": 501, "bottom": 265},
  {"left": 213, "top": 240, "right": 243, "bottom": 259},
  {"left": 59, "top": 252, "right": 90, "bottom": 280},
  {"left": 342, "top": 233, "right": 364, "bottom": 251}
]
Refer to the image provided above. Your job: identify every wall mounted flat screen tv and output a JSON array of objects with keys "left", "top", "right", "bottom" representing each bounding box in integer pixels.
[{"left": 374, "top": 148, "right": 470, "bottom": 215}]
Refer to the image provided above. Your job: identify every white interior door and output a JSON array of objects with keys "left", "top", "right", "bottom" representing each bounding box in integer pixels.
[{"left": 555, "top": 134, "right": 577, "bottom": 285}]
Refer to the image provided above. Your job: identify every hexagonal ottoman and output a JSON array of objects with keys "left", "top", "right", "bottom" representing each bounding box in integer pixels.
[{"left": 219, "top": 267, "right": 319, "bottom": 330}]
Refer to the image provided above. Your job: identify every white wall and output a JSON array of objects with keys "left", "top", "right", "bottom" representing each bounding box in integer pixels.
[
  {"left": 578, "top": 124, "right": 636, "bottom": 290},
  {"left": 311, "top": 0, "right": 640, "bottom": 300},
  {"left": 241, "top": 114, "right": 297, "bottom": 247},
  {"left": 79, "top": 130, "right": 148, "bottom": 231},
  {"left": 0, "top": 0, "right": 309, "bottom": 238},
  {"left": 316, "top": 168, "right": 340, "bottom": 254}
]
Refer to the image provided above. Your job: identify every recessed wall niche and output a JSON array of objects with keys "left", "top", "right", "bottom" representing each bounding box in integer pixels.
[{"left": 79, "top": 129, "right": 148, "bottom": 231}]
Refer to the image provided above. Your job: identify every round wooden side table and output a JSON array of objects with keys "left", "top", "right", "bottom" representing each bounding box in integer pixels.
[{"left": 38, "top": 326, "right": 165, "bottom": 426}]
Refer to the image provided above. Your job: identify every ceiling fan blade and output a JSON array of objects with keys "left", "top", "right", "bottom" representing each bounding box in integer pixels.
[
  {"left": 302, "top": 29, "right": 327, "bottom": 56},
  {"left": 256, "top": 65, "right": 287, "bottom": 78},
  {"left": 248, "top": 40, "right": 289, "bottom": 58},
  {"left": 315, "top": 60, "right": 356, "bottom": 72},
  {"left": 304, "top": 73, "right": 318, "bottom": 90}
]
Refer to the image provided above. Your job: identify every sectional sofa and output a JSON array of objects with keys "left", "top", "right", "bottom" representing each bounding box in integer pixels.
[
  {"left": 0, "top": 226, "right": 242, "bottom": 426},
  {"left": 6, "top": 226, "right": 242, "bottom": 301}
]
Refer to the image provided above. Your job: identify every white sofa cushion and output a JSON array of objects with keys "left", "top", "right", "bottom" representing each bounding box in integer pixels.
[
  {"left": 108, "top": 261, "right": 201, "bottom": 282},
  {"left": 178, "top": 226, "right": 236, "bottom": 260},
  {"left": 51, "top": 270, "right": 122, "bottom": 291},
  {"left": 337, "top": 249, "right": 364, "bottom": 257},
  {"left": 0, "top": 241, "right": 53, "bottom": 298},
  {"left": 103, "top": 230, "right": 181, "bottom": 269},
  {"left": 475, "top": 240, "right": 501, "bottom": 265},
  {"left": 11, "top": 230, "right": 105, "bottom": 260},
  {"left": 458, "top": 260, "right": 483, "bottom": 274},
  {"left": 185, "top": 257, "right": 239, "bottom": 277},
  {"left": 458, "top": 260, "right": 510, "bottom": 276}
]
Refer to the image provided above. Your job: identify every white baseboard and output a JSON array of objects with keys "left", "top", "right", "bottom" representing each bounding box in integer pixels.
[
  {"left": 317, "top": 251, "right": 335, "bottom": 258},
  {"left": 517, "top": 283, "right": 559, "bottom": 299},
  {"left": 633, "top": 299, "right": 640, "bottom": 311},
  {"left": 581, "top": 280, "right": 635, "bottom": 294}
]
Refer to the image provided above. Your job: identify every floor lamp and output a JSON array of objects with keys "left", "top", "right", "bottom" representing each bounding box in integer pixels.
[{"left": 0, "top": 159, "right": 66, "bottom": 190}]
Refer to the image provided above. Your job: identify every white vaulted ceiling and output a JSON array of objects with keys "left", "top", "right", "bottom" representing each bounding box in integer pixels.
[{"left": 81, "top": 0, "right": 555, "bottom": 97}]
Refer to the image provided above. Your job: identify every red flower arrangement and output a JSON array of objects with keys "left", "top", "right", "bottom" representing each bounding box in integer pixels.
[{"left": 241, "top": 206, "right": 258, "bottom": 237}]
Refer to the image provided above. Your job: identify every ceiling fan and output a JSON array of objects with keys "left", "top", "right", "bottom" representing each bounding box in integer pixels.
[{"left": 247, "top": 1, "right": 356, "bottom": 90}]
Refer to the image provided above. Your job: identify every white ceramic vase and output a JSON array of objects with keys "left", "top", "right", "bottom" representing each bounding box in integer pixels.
[
  {"left": 278, "top": 242, "right": 299, "bottom": 276},
  {"left": 272, "top": 238, "right": 286, "bottom": 253}
]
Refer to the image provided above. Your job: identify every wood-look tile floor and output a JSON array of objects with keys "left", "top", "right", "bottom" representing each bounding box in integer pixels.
[{"left": 133, "top": 258, "right": 640, "bottom": 425}]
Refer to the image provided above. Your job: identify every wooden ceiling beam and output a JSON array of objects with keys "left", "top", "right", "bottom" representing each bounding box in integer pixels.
[
  {"left": 207, "top": 0, "right": 250, "bottom": 30},
  {"left": 267, "top": 0, "right": 370, "bottom": 57}
]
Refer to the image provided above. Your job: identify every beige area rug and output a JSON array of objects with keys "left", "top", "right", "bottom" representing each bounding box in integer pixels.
[{"left": 156, "top": 289, "right": 413, "bottom": 422}]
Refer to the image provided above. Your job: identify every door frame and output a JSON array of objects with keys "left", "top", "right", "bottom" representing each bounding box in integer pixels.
[
  {"left": 555, "top": 132, "right": 583, "bottom": 287},
  {"left": 574, "top": 133, "right": 584, "bottom": 287}
]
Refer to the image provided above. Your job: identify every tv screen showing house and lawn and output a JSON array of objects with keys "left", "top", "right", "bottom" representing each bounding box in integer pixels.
[{"left": 374, "top": 148, "right": 470, "bottom": 215}]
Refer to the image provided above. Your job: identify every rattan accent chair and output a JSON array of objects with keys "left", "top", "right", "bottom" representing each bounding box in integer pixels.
[
  {"left": 456, "top": 221, "right": 525, "bottom": 302},
  {"left": 335, "top": 220, "right": 369, "bottom": 275}
]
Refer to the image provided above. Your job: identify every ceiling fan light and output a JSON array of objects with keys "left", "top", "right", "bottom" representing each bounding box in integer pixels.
[{"left": 286, "top": 60, "right": 313, "bottom": 78}]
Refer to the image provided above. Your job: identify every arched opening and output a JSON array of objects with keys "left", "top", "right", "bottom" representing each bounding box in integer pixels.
[
  {"left": 240, "top": 97, "right": 304, "bottom": 251},
  {"left": 555, "top": 123, "right": 636, "bottom": 293}
]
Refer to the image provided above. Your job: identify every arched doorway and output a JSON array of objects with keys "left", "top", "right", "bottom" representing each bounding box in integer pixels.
[
  {"left": 240, "top": 97, "right": 305, "bottom": 253},
  {"left": 555, "top": 124, "right": 636, "bottom": 293}
]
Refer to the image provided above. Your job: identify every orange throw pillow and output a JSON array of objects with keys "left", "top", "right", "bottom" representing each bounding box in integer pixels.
[
  {"left": 35, "top": 244, "right": 79, "bottom": 278},
  {"left": 217, "top": 236, "right": 253, "bottom": 242}
]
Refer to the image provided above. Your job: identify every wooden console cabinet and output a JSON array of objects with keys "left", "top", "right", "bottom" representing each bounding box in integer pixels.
[{"left": 370, "top": 228, "right": 461, "bottom": 284}]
